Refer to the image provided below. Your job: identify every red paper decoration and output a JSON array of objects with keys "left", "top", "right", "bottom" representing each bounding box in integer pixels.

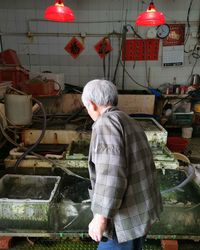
[
  {"left": 64, "top": 37, "right": 84, "bottom": 59},
  {"left": 163, "top": 24, "right": 185, "bottom": 46},
  {"left": 122, "top": 39, "right": 159, "bottom": 61},
  {"left": 94, "top": 38, "right": 112, "bottom": 58}
]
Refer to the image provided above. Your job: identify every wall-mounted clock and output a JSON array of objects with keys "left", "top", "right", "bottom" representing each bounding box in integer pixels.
[{"left": 156, "top": 24, "right": 170, "bottom": 39}]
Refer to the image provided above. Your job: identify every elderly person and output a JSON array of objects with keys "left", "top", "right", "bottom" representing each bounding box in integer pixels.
[{"left": 81, "top": 79, "right": 163, "bottom": 250}]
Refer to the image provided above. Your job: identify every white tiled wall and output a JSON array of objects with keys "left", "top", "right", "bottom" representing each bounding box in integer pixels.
[{"left": 0, "top": 0, "right": 199, "bottom": 89}]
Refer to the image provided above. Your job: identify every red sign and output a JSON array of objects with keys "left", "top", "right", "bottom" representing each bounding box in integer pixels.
[
  {"left": 122, "top": 39, "right": 160, "bottom": 61},
  {"left": 64, "top": 37, "right": 84, "bottom": 59},
  {"left": 94, "top": 38, "right": 112, "bottom": 58},
  {"left": 163, "top": 24, "right": 185, "bottom": 46}
]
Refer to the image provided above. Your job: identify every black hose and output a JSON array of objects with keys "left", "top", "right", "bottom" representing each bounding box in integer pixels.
[
  {"left": 112, "top": 25, "right": 126, "bottom": 85},
  {"left": 107, "top": 36, "right": 111, "bottom": 80},
  {"left": 0, "top": 34, "right": 3, "bottom": 52},
  {"left": 14, "top": 98, "right": 46, "bottom": 170},
  {"left": 0, "top": 104, "right": 87, "bottom": 179}
]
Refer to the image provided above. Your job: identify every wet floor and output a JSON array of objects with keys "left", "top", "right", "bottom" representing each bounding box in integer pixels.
[{"left": 8, "top": 238, "right": 200, "bottom": 250}]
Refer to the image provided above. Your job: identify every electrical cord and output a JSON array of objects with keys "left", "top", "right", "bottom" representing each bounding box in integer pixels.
[
  {"left": 122, "top": 25, "right": 127, "bottom": 89},
  {"left": 119, "top": 60, "right": 149, "bottom": 89},
  {"left": 107, "top": 36, "right": 111, "bottom": 80},
  {"left": 184, "top": 0, "right": 194, "bottom": 53},
  {"left": 112, "top": 24, "right": 142, "bottom": 85},
  {"left": 102, "top": 37, "right": 108, "bottom": 79},
  {"left": 119, "top": 60, "right": 162, "bottom": 97}
]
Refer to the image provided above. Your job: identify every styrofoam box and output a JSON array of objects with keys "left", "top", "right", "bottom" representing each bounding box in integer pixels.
[
  {"left": 30, "top": 72, "right": 65, "bottom": 90},
  {"left": 0, "top": 174, "right": 61, "bottom": 230}
]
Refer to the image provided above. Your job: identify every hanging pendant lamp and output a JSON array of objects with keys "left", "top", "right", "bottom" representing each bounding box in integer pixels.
[
  {"left": 44, "top": 0, "right": 75, "bottom": 22},
  {"left": 136, "top": 1, "right": 165, "bottom": 26}
]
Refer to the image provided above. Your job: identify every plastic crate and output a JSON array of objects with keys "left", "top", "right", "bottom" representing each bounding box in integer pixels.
[
  {"left": 171, "top": 112, "right": 193, "bottom": 125},
  {"left": 0, "top": 174, "right": 61, "bottom": 230},
  {"left": 0, "top": 66, "right": 29, "bottom": 88},
  {"left": 0, "top": 49, "right": 21, "bottom": 65}
]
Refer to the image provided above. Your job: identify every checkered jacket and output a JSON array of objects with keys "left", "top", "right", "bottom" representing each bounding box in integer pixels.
[{"left": 88, "top": 107, "right": 163, "bottom": 243}]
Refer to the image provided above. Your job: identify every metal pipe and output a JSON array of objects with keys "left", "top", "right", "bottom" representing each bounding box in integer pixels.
[{"left": 2, "top": 32, "right": 122, "bottom": 38}]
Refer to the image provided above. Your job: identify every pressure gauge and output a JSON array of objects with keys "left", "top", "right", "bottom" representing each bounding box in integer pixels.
[{"left": 156, "top": 24, "right": 170, "bottom": 39}]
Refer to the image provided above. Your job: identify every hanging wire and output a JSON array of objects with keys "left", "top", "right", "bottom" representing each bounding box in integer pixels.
[
  {"left": 119, "top": 60, "right": 149, "bottom": 89},
  {"left": 112, "top": 24, "right": 142, "bottom": 85},
  {"left": 184, "top": 0, "right": 194, "bottom": 53},
  {"left": 107, "top": 36, "right": 111, "bottom": 80}
]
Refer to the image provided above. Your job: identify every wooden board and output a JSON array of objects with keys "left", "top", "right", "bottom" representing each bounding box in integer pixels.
[
  {"left": 40, "top": 94, "right": 155, "bottom": 115},
  {"left": 118, "top": 95, "right": 155, "bottom": 115}
]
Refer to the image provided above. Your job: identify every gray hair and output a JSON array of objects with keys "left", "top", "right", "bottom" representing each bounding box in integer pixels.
[{"left": 81, "top": 79, "right": 118, "bottom": 108}]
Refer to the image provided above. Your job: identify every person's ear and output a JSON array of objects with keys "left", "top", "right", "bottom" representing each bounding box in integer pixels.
[{"left": 89, "top": 101, "right": 98, "bottom": 111}]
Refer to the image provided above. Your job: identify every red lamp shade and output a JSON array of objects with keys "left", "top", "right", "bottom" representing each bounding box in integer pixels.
[
  {"left": 136, "top": 1, "right": 165, "bottom": 26},
  {"left": 44, "top": 0, "right": 75, "bottom": 22}
]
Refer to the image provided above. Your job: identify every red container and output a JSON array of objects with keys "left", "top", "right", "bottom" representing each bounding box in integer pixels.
[
  {"left": 20, "top": 81, "right": 60, "bottom": 96},
  {"left": 0, "top": 49, "right": 21, "bottom": 65},
  {"left": 161, "top": 240, "right": 178, "bottom": 250},
  {"left": 0, "top": 49, "right": 29, "bottom": 88},
  {"left": 167, "top": 136, "right": 189, "bottom": 152},
  {"left": 0, "top": 66, "right": 29, "bottom": 88}
]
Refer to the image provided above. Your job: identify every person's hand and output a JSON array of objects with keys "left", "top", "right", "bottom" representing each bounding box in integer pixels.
[{"left": 88, "top": 214, "right": 107, "bottom": 242}]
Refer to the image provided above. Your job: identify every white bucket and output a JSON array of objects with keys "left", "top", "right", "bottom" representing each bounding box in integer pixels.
[
  {"left": 182, "top": 127, "right": 193, "bottom": 139},
  {"left": 5, "top": 94, "right": 32, "bottom": 126}
]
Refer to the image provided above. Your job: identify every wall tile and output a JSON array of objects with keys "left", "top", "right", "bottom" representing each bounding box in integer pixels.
[{"left": 0, "top": 0, "right": 200, "bottom": 88}]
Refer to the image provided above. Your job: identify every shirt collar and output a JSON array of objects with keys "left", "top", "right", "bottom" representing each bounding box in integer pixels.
[{"left": 92, "top": 106, "right": 118, "bottom": 129}]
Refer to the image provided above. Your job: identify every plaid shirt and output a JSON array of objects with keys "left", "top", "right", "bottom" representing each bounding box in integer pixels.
[{"left": 88, "top": 107, "right": 163, "bottom": 243}]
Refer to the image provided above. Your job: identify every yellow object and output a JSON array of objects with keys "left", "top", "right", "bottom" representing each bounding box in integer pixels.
[{"left": 194, "top": 103, "right": 200, "bottom": 112}]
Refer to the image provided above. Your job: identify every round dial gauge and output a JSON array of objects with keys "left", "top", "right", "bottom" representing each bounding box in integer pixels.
[{"left": 156, "top": 24, "right": 170, "bottom": 39}]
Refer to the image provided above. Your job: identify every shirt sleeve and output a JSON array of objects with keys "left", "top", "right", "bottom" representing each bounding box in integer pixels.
[{"left": 91, "top": 116, "right": 128, "bottom": 218}]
